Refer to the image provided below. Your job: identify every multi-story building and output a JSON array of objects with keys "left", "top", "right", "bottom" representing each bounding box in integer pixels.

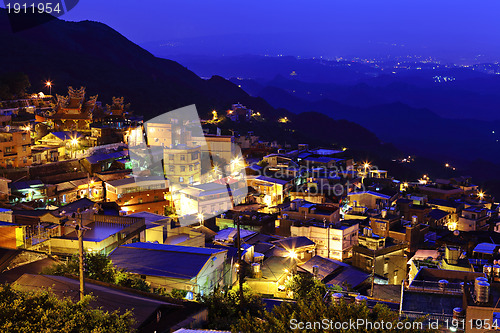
[
  {"left": 247, "top": 175, "right": 294, "bottom": 206},
  {"left": 191, "top": 134, "right": 236, "bottom": 166},
  {"left": 178, "top": 179, "right": 247, "bottom": 216},
  {"left": 145, "top": 122, "right": 174, "bottom": 147},
  {"left": 164, "top": 145, "right": 201, "bottom": 185},
  {"left": 105, "top": 177, "right": 170, "bottom": 215},
  {"left": 352, "top": 228, "right": 408, "bottom": 285},
  {"left": 456, "top": 206, "right": 489, "bottom": 231},
  {"left": 277, "top": 199, "right": 358, "bottom": 260},
  {"left": 0, "top": 127, "right": 31, "bottom": 168}
]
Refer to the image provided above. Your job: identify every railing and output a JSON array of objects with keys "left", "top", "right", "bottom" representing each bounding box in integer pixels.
[
  {"left": 407, "top": 280, "right": 463, "bottom": 295},
  {"left": 402, "top": 311, "right": 453, "bottom": 323}
]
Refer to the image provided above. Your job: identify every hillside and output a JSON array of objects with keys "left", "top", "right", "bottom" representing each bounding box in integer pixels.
[{"left": 0, "top": 8, "right": 384, "bottom": 152}]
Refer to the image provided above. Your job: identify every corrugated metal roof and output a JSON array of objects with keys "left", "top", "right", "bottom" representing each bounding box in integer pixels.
[
  {"left": 110, "top": 244, "right": 225, "bottom": 279},
  {"left": 85, "top": 150, "right": 128, "bottom": 164},
  {"left": 272, "top": 236, "right": 315, "bottom": 251},
  {"left": 473, "top": 243, "right": 498, "bottom": 255}
]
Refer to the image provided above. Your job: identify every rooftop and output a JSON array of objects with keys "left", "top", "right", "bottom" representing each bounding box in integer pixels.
[{"left": 110, "top": 243, "right": 226, "bottom": 279}]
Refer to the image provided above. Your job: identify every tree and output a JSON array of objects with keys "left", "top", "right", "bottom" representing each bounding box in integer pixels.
[
  {"left": 0, "top": 285, "right": 135, "bottom": 333},
  {"left": 115, "top": 270, "right": 150, "bottom": 292},
  {"left": 0, "top": 72, "right": 31, "bottom": 99},
  {"left": 199, "top": 284, "right": 264, "bottom": 330},
  {"left": 286, "top": 273, "right": 331, "bottom": 301},
  {"left": 43, "top": 252, "right": 116, "bottom": 283},
  {"left": 233, "top": 294, "right": 436, "bottom": 333},
  {"left": 43, "top": 253, "right": 150, "bottom": 292}
]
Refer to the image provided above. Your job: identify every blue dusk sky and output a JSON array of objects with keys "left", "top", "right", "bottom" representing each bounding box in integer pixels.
[{"left": 15, "top": 1, "right": 500, "bottom": 60}]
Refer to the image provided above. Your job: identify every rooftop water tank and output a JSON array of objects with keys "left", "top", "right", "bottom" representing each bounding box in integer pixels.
[
  {"left": 475, "top": 281, "right": 490, "bottom": 303},
  {"left": 332, "top": 293, "right": 343, "bottom": 304},
  {"left": 355, "top": 295, "right": 368, "bottom": 304}
]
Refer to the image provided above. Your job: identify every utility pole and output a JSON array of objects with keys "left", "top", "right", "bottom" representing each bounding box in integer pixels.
[
  {"left": 370, "top": 249, "right": 376, "bottom": 297},
  {"left": 225, "top": 181, "right": 244, "bottom": 307},
  {"left": 74, "top": 208, "right": 85, "bottom": 301},
  {"left": 236, "top": 214, "right": 244, "bottom": 306}
]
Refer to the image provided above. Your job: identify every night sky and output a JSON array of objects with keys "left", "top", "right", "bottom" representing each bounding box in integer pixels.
[
  {"left": 1, "top": 0, "right": 499, "bottom": 60},
  {"left": 52, "top": 0, "right": 500, "bottom": 60}
]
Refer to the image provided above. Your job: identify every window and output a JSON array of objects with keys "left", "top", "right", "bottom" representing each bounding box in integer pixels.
[
  {"left": 22, "top": 133, "right": 27, "bottom": 140},
  {"left": 169, "top": 165, "right": 175, "bottom": 172},
  {"left": 189, "top": 165, "right": 193, "bottom": 171},
  {"left": 191, "top": 152, "right": 198, "bottom": 160},
  {"left": 181, "top": 166, "right": 186, "bottom": 172},
  {"left": 189, "top": 176, "right": 194, "bottom": 184},
  {"left": 180, "top": 155, "right": 186, "bottom": 161},
  {"left": 22, "top": 145, "right": 27, "bottom": 152},
  {"left": 154, "top": 195, "right": 159, "bottom": 201},
  {"left": 179, "top": 177, "right": 184, "bottom": 183},
  {"left": 138, "top": 198, "right": 143, "bottom": 204},
  {"left": 169, "top": 154, "right": 174, "bottom": 160}
]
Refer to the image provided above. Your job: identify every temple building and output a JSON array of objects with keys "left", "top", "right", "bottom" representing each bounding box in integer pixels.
[{"left": 36, "top": 86, "right": 97, "bottom": 132}]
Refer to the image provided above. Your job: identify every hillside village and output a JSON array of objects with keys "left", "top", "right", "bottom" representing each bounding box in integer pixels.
[{"left": 1, "top": 85, "right": 499, "bottom": 332}]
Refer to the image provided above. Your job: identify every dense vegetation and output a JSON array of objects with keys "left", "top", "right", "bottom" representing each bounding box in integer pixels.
[
  {"left": 42, "top": 253, "right": 185, "bottom": 297},
  {"left": 0, "top": 285, "right": 135, "bottom": 333}
]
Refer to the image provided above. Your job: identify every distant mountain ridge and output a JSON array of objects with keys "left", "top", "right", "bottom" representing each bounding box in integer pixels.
[{"left": 0, "top": 8, "right": 383, "bottom": 152}]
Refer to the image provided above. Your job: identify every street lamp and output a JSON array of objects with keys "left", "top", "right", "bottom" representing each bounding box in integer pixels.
[
  {"left": 287, "top": 250, "right": 298, "bottom": 274},
  {"left": 478, "top": 191, "right": 485, "bottom": 201},
  {"left": 45, "top": 81, "right": 52, "bottom": 95},
  {"left": 197, "top": 213, "right": 204, "bottom": 226},
  {"left": 71, "top": 136, "right": 79, "bottom": 158}
]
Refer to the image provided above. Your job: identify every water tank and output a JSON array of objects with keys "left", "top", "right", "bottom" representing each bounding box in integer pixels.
[
  {"left": 493, "top": 264, "right": 500, "bottom": 278},
  {"left": 475, "top": 281, "right": 490, "bottom": 303},
  {"left": 438, "top": 279, "right": 449, "bottom": 291},
  {"left": 381, "top": 210, "right": 387, "bottom": 218},
  {"left": 355, "top": 295, "right": 368, "bottom": 304},
  {"left": 476, "top": 277, "right": 488, "bottom": 285},
  {"left": 484, "top": 264, "right": 493, "bottom": 277},
  {"left": 312, "top": 265, "right": 319, "bottom": 277},
  {"left": 252, "top": 263, "right": 262, "bottom": 278},
  {"left": 453, "top": 307, "right": 464, "bottom": 320},
  {"left": 332, "top": 293, "right": 343, "bottom": 304}
]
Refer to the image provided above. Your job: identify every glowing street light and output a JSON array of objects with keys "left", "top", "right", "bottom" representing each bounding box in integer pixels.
[
  {"left": 478, "top": 191, "right": 485, "bottom": 200},
  {"left": 71, "top": 136, "right": 79, "bottom": 158},
  {"left": 197, "top": 213, "right": 204, "bottom": 226},
  {"left": 287, "top": 250, "right": 298, "bottom": 259},
  {"left": 45, "top": 80, "right": 52, "bottom": 95}
]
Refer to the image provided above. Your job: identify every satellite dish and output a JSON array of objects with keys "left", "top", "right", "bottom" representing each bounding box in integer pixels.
[{"left": 453, "top": 230, "right": 460, "bottom": 236}]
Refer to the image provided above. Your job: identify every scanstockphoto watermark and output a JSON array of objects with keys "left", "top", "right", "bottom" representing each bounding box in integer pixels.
[{"left": 290, "top": 318, "right": 424, "bottom": 331}]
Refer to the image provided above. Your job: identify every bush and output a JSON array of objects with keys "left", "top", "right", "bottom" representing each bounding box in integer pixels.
[{"left": 0, "top": 285, "right": 135, "bottom": 333}]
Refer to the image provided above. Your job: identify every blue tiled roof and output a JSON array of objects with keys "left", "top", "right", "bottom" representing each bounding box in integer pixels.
[
  {"left": 85, "top": 150, "right": 128, "bottom": 164},
  {"left": 110, "top": 243, "right": 226, "bottom": 279},
  {"left": 120, "top": 242, "right": 223, "bottom": 255},
  {"left": 50, "top": 132, "right": 83, "bottom": 141}
]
